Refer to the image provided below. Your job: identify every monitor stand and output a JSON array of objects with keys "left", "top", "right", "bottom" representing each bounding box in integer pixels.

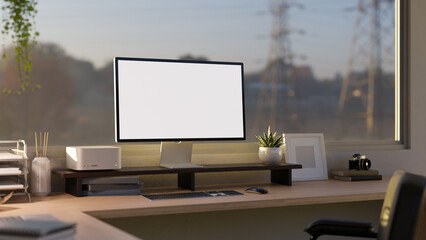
[{"left": 159, "top": 141, "right": 203, "bottom": 169}]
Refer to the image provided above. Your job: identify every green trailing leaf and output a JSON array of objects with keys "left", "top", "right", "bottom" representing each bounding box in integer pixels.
[
  {"left": 1, "top": 0, "right": 40, "bottom": 95},
  {"left": 256, "top": 126, "right": 283, "bottom": 148}
]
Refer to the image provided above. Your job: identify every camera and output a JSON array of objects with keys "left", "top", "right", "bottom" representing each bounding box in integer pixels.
[{"left": 349, "top": 153, "right": 371, "bottom": 170}]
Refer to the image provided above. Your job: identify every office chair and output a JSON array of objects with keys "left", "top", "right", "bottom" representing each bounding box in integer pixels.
[{"left": 304, "top": 170, "right": 426, "bottom": 240}]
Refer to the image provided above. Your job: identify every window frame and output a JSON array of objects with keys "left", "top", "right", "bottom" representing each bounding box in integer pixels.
[
  {"left": 326, "top": 0, "right": 409, "bottom": 150},
  {"left": 0, "top": 0, "right": 408, "bottom": 153}
]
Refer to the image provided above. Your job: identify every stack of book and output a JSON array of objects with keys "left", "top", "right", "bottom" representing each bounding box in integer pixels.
[
  {"left": 0, "top": 214, "right": 76, "bottom": 240},
  {"left": 82, "top": 176, "right": 141, "bottom": 196},
  {"left": 331, "top": 169, "right": 382, "bottom": 181}
]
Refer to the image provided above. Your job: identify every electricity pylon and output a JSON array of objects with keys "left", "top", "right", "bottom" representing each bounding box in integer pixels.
[
  {"left": 254, "top": 0, "right": 300, "bottom": 132},
  {"left": 336, "top": 0, "right": 395, "bottom": 138}
]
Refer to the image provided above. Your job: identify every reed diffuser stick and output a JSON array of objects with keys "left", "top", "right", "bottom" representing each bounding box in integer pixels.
[
  {"left": 35, "top": 132, "right": 38, "bottom": 157},
  {"left": 35, "top": 131, "right": 50, "bottom": 157},
  {"left": 39, "top": 132, "right": 42, "bottom": 157},
  {"left": 45, "top": 132, "right": 49, "bottom": 157},
  {"left": 42, "top": 132, "right": 45, "bottom": 157}
]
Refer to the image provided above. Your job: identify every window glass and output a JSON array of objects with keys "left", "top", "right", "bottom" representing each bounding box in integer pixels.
[{"left": 0, "top": 0, "right": 396, "bottom": 145}]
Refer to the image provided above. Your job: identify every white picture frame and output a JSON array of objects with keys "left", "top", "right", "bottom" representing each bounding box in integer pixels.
[{"left": 283, "top": 133, "right": 328, "bottom": 181}]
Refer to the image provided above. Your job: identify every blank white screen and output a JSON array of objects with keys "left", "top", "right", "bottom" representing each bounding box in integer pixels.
[{"left": 116, "top": 59, "right": 244, "bottom": 140}]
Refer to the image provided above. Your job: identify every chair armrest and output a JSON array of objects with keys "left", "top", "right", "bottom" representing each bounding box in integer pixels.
[{"left": 304, "top": 218, "right": 377, "bottom": 240}]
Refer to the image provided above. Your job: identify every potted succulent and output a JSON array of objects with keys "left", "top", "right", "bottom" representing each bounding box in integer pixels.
[{"left": 256, "top": 126, "right": 284, "bottom": 165}]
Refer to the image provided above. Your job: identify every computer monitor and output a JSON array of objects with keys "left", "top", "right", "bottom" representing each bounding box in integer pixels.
[{"left": 114, "top": 57, "right": 245, "bottom": 168}]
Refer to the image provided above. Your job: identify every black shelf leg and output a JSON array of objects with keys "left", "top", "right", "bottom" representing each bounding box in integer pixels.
[
  {"left": 271, "top": 169, "right": 292, "bottom": 186},
  {"left": 178, "top": 173, "right": 195, "bottom": 191},
  {"left": 65, "top": 178, "right": 83, "bottom": 197}
]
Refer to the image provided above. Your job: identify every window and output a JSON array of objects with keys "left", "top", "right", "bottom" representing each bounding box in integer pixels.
[{"left": 0, "top": 0, "right": 401, "bottom": 146}]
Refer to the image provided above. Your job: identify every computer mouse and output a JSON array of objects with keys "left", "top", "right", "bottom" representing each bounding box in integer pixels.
[{"left": 245, "top": 187, "right": 268, "bottom": 194}]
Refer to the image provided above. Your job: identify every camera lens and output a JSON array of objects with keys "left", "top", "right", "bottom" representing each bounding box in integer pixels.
[{"left": 360, "top": 158, "right": 371, "bottom": 170}]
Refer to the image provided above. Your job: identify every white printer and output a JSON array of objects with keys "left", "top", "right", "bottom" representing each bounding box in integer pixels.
[{"left": 66, "top": 146, "right": 121, "bottom": 171}]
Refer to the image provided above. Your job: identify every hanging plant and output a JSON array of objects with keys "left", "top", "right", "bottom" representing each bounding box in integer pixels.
[{"left": 1, "top": 0, "right": 39, "bottom": 95}]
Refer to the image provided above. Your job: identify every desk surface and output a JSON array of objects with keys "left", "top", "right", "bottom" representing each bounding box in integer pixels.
[{"left": 0, "top": 177, "right": 390, "bottom": 240}]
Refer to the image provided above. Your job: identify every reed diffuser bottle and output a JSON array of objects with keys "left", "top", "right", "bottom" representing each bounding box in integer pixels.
[{"left": 32, "top": 132, "right": 51, "bottom": 197}]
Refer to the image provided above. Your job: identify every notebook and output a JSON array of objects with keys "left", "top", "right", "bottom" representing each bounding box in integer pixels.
[{"left": 0, "top": 214, "right": 76, "bottom": 240}]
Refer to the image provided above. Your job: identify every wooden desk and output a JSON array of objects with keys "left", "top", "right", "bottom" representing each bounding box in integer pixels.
[{"left": 0, "top": 178, "right": 389, "bottom": 240}]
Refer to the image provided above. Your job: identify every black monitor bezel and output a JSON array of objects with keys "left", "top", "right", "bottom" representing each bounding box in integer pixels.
[{"left": 114, "top": 57, "right": 246, "bottom": 142}]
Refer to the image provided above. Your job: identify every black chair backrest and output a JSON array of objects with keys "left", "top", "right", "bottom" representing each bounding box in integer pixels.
[{"left": 378, "top": 170, "right": 426, "bottom": 240}]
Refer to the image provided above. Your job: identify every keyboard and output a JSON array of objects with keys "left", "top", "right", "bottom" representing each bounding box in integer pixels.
[{"left": 143, "top": 190, "right": 243, "bottom": 200}]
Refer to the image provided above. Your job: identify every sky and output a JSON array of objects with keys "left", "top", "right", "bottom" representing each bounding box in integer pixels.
[{"left": 13, "top": 0, "right": 394, "bottom": 79}]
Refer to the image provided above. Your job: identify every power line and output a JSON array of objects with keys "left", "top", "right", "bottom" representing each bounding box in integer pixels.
[
  {"left": 335, "top": 0, "right": 395, "bottom": 139},
  {"left": 254, "top": 0, "right": 302, "bottom": 132}
]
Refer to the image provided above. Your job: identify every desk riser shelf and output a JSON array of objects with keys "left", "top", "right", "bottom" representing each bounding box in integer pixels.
[{"left": 53, "top": 163, "right": 302, "bottom": 197}]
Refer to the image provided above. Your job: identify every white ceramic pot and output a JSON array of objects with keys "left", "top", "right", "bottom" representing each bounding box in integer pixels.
[
  {"left": 31, "top": 157, "right": 51, "bottom": 197},
  {"left": 258, "top": 147, "right": 283, "bottom": 165}
]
